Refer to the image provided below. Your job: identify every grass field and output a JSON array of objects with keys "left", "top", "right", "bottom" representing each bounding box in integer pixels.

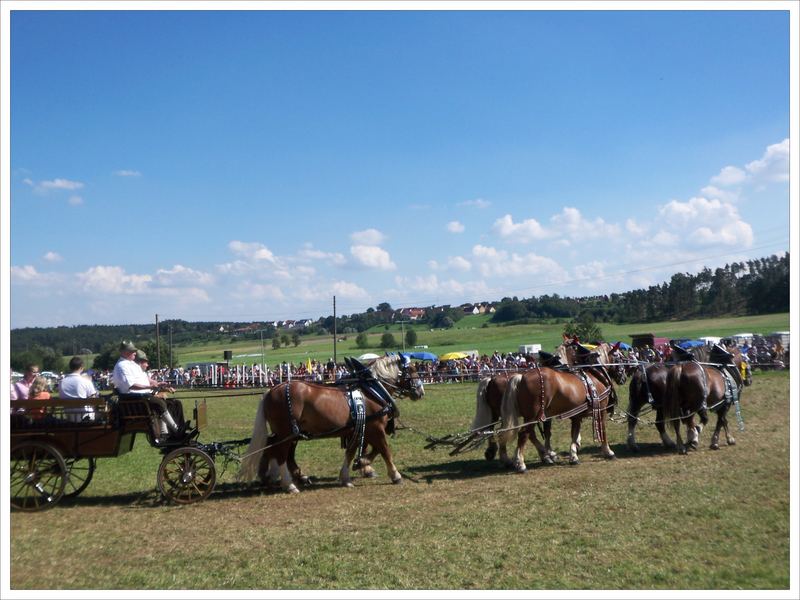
[
  {"left": 174, "top": 312, "right": 790, "bottom": 367},
  {"left": 9, "top": 369, "right": 791, "bottom": 590}
]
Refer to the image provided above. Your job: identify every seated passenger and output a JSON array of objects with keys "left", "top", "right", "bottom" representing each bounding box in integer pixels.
[
  {"left": 27, "top": 376, "right": 51, "bottom": 420},
  {"left": 112, "top": 341, "right": 180, "bottom": 442},
  {"left": 59, "top": 356, "right": 99, "bottom": 423}
]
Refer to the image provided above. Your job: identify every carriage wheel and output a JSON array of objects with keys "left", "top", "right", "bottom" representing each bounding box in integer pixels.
[
  {"left": 10, "top": 441, "right": 67, "bottom": 512},
  {"left": 157, "top": 447, "right": 216, "bottom": 505},
  {"left": 63, "top": 457, "right": 96, "bottom": 498}
]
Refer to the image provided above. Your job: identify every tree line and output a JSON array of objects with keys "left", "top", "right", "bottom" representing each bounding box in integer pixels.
[{"left": 9, "top": 253, "right": 789, "bottom": 372}]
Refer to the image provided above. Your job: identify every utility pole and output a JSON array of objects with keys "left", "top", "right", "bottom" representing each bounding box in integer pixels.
[
  {"left": 398, "top": 320, "right": 410, "bottom": 353},
  {"left": 333, "top": 296, "right": 337, "bottom": 364},
  {"left": 155, "top": 314, "right": 161, "bottom": 370}
]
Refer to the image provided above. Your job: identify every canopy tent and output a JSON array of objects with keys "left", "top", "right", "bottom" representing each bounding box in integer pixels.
[
  {"left": 406, "top": 351, "right": 438, "bottom": 361},
  {"left": 612, "top": 342, "right": 632, "bottom": 350},
  {"left": 439, "top": 351, "right": 468, "bottom": 361},
  {"left": 677, "top": 340, "right": 706, "bottom": 349},
  {"left": 357, "top": 353, "right": 380, "bottom": 361}
]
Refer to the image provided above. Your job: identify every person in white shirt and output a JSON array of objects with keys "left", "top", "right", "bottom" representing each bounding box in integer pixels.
[
  {"left": 59, "top": 356, "right": 99, "bottom": 422},
  {"left": 112, "top": 341, "right": 180, "bottom": 442}
]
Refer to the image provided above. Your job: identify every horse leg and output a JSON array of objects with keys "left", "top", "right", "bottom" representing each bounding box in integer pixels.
[
  {"left": 286, "top": 441, "right": 310, "bottom": 485},
  {"left": 655, "top": 408, "right": 676, "bottom": 448},
  {"left": 368, "top": 427, "right": 402, "bottom": 484},
  {"left": 599, "top": 412, "right": 616, "bottom": 460},
  {"left": 513, "top": 428, "right": 529, "bottom": 473},
  {"left": 485, "top": 438, "right": 498, "bottom": 462},
  {"left": 357, "top": 445, "right": 379, "bottom": 478},
  {"left": 721, "top": 411, "right": 736, "bottom": 446},
  {"left": 626, "top": 403, "right": 641, "bottom": 452},
  {"left": 338, "top": 444, "right": 358, "bottom": 488},
  {"left": 527, "top": 424, "right": 553, "bottom": 466},
  {"left": 543, "top": 420, "right": 558, "bottom": 462},
  {"left": 569, "top": 418, "right": 581, "bottom": 465},
  {"left": 272, "top": 442, "right": 299, "bottom": 494},
  {"left": 684, "top": 415, "right": 699, "bottom": 451}
]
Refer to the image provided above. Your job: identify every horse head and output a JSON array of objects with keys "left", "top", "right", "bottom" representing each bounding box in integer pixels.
[
  {"left": 370, "top": 354, "right": 425, "bottom": 400},
  {"left": 605, "top": 342, "right": 629, "bottom": 385}
]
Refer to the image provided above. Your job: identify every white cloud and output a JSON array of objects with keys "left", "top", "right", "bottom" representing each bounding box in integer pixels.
[
  {"left": 298, "top": 243, "right": 347, "bottom": 266},
  {"left": 625, "top": 218, "right": 647, "bottom": 237},
  {"left": 745, "top": 138, "right": 789, "bottom": 183},
  {"left": 43, "top": 251, "right": 62, "bottom": 263},
  {"left": 26, "top": 177, "right": 84, "bottom": 194},
  {"left": 350, "top": 245, "right": 396, "bottom": 270},
  {"left": 710, "top": 166, "right": 746, "bottom": 186},
  {"left": 114, "top": 169, "right": 142, "bottom": 177},
  {"left": 329, "top": 280, "right": 370, "bottom": 299},
  {"left": 458, "top": 198, "right": 491, "bottom": 208},
  {"left": 68, "top": 195, "right": 84, "bottom": 206},
  {"left": 78, "top": 266, "right": 152, "bottom": 294},
  {"left": 492, "top": 214, "right": 551, "bottom": 242},
  {"left": 658, "top": 196, "right": 753, "bottom": 247},
  {"left": 550, "top": 207, "right": 621, "bottom": 240},
  {"left": 446, "top": 220, "right": 465, "bottom": 233},
  {"left": 350, "top": 228, "right": 386, "bottom": 245},
  {"left": 707, "top": 138, "right": 789, "bottom": 191},
  {"left": 228, "top": 240, "right": 276, "bottom": 262},
  {"left": 155, "top": 265, "right": 214, "bottom": 286},
  {"left": 471, "top": 245, "right": 567, "bottom": 280},
  {"left": 11, "top": 265, "right": 41, "bottom": 282}
]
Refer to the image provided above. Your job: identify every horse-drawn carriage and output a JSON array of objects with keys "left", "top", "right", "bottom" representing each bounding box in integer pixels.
[{"left": 10, "top": 393, "right": 242, "bottom": 511}]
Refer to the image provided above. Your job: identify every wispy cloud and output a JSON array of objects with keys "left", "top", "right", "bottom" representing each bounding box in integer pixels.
[
  {"left": 458, "top": 198, "right": 490, "bottom": 209},
  {"left": 24, "top": 177, "right": 84, "bottom": 194},
  {"left": 43, "top": 251, "right": 62, "bottom": 263},
  {"left": 113, "top": 169, "right": 142, "bottom": 177}
]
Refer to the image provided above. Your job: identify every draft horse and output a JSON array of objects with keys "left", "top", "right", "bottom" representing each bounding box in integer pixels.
[
  {"left": 498, "top": 342, "right": 627, "bottom": 472},
  {"left": 663, "top": 344, "right": 752, "bottom": 454},
  {"left": 238, "top": 355, "right": 424, "bottom": 493}
]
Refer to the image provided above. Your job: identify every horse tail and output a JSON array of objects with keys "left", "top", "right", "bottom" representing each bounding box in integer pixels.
[
  {"left": 471, "top": 376, "right": 493, "bottom": 431},
  {"left": 237, "top": 389, "right": 272, "bottom": 482},
  {"left": 663, "top": 364, "right": 682, "bottom": 426},
  {"left": 498, "top": 374, "right": 524, "bottom": 445}
]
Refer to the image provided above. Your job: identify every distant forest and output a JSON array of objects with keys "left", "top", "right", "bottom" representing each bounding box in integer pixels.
[{"left": 9, "top": 253, "right": 789, "bottom": 371}]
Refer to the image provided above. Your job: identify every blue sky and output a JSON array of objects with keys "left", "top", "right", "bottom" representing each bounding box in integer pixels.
[{"left": 5, "top": 7, "right": 794, "bottom": 328}]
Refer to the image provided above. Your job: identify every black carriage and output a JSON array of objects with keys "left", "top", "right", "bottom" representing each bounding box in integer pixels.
[{"left": 10, "top": 393, "right": 235, "bottom": 511}]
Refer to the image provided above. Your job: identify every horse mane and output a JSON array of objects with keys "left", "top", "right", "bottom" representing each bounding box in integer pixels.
[{"left": 369, "top": 355, "right": 401, "bottom": 382}]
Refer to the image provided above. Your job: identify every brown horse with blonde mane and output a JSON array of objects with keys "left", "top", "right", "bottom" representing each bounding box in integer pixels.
[
  {"left": 663, "top": 343, "right": 751, "bottom": 454},
  {"left": 239, "top": 355, "right": 424, "bottom": 493},
  {"left": 498, "top": 341, "right": 627, "bottom": 471}
]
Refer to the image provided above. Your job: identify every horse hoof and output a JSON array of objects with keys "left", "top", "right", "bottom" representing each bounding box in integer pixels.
[
  {"left": 342, "top": 481, "right": 355, "bottom": 488},
  {"left": 710, "top": 443, "right": 720, "bottom": 451},
  {"left": 542, "top": 456, "right": 554, "bottom": 465},
  {"left": 679, "top": 447, "right": 688, "bottom": 455},
  {"left": 297, "top": 475, "right": 311, "bottom": 486},
  {"left": 286, "top": 484, "right": 300, "bottom": 494},
  {"left": 627, "top": 443, "right": 639, "bottom": 453},
  {"left": 515, "top": 465, "right": 527, "bottom": 473},
  {"left": 569, "top": 457, "right": 579, "bottom": 466},
  {"left": 363, "top": 470, "right": 377, "bottom": 479},
  {"left": 605, "top": 453, "right": 617, "bottom": 461},
  {"left": 391, "top": 476, "right": 403, "bottom": 485},
  {"left": 727, "top": 439, "right": 736, "bottom": 446},
  {"left": 484, "top": 448, "right": 497, "bottom": 461}
]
